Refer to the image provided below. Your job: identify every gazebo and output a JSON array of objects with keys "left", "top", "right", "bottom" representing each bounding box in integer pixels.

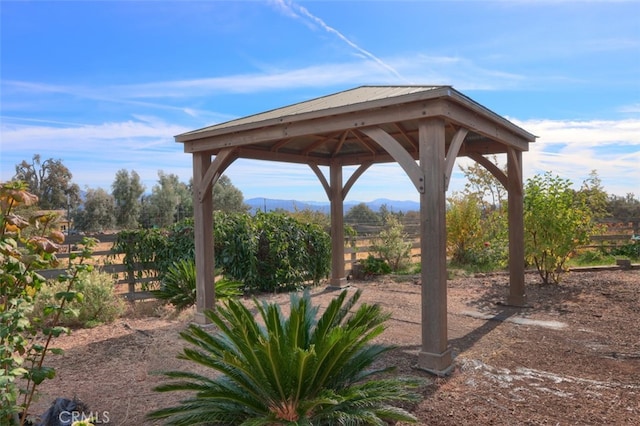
[{"left": 176, "top": 86, "right": 536, "bottom": 375}]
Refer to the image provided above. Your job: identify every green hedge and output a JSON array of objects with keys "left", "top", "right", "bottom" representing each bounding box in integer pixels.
[{"left": 114, "top": 212, "right": 331, "bottom": 293}]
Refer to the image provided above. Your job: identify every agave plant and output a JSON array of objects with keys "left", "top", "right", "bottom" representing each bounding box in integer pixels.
[
  {"left": 147, "top": 289, "right": 421, "bottom": 425},
  {"left": 152, "top": 259, "right": 243, "bottom": 311}
]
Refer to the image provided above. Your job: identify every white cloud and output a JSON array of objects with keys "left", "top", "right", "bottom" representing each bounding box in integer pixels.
[
  {"left": 0, "top": 118, "right": 193, "bottom": 191},
  {"left": 393, "top": 54, "right": 527, "bottom": 89},
  {"left": 619, "top": 103, "right": 640, "bottom": 114},
  {"left": 3, "top": 55, "right": 527, "bottom": 106},
  {"left": 511, "top": 117, "right": 640, "bottom": 196}
]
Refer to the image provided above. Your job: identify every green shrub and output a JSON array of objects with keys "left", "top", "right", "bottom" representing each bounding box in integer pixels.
[
  {"left": 524, "top": 173, "right": 596, "bottom": 284},
  {"left": 361, "top": 255, "right": 392, "bottom": 276},
  {"left": 215, "top": 211, "right": 331, "bottom": 292},
  {"left": 446, "top": 194, "right": 509, "bottom": 272},
  {"left": 571, "top": 249, "right": 610, "bottom": 266},
  {"left": 447, "top": 194, "right": 483, "bottom": 264},
  {"left": 370, "top": 214, "right": 412, "bottom": 272},
  {"left": 148, "top": 289, "right": 421, "bottom": 425},
  {"left": 450, "top": 240, "right": 508, "bottom": 273},
  {"left": 608, "top": 241, "right": 640, "bottom": 259},
  {"left": 1, "top": 181, "right": 97, "bottom": 425},
  {"left": 152, "top": 259, "right": 243, "bottom": 311},
  {"left": 116, "top": 213, "right": 331, "bottom": 294},
  {"left": 34, "top": 270, "right": 125, "bottom": 328}
]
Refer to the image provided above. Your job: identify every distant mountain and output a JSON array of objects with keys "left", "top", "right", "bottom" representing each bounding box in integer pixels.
[{"left": 246, "top": 198, "right": 420, "bottom": 214}]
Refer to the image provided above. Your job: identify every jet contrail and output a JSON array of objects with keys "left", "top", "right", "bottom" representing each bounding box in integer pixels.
[{"left": 270, "top": 0, "right": 409, "bottom": 82}]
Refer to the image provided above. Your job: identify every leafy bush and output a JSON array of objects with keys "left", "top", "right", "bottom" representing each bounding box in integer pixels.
[
  {"left": 115, "top": 213, "right": 330, "bottom": 294},
  {"left": 607, "top": 241, "right": 640, "bottom": 259},
  {"left": 571, "top": 249, "right": 609, "bottom": 266},
  {"left": 112, "top": 227, "right": 167, "bottom": 280},
  {"left": 33, "top": 270, "right": 125, "bottom": 328},
  {"left": 361, "top": 255, "right": 392, "bottom": 276},
  {"left": 370, "top": 214, "right": 412, "bottom": 272},
  {"left": 524, "top": 172, "right": 595, "bottom": 284},
  {"left": 446, "top": 194, "right": 509, "bottom": 271},
  {"left": 1, "top": 181, "right": 96, "bottom": 425},
  {"left": 152, "top": 259, "right": 243, "bottom": 311},
  {"left": 148, "top": 289, "right": 421, "bottom": 425},
  {"left": 446, "top": 194, "right": 483, "bottom": 264},
  {"left": 450, "top": 240, "right": 509, "bottom": 273},
  {"left": 215, "top": 211, "right": 331, "bottom": 292}
]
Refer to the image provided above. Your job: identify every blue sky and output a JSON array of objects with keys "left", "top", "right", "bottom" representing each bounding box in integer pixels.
[{"left": 1, "top": 0, "right": 639, "bottom": 203}]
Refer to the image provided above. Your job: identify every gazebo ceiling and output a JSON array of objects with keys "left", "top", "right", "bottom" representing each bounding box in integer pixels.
[{"left": 176, "top": 85, "right": 536, "bottom": 167}]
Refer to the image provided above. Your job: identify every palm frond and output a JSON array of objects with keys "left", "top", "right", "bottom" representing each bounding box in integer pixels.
[{"left": 147, "top": 289, "right": 421, "bottom": 425}]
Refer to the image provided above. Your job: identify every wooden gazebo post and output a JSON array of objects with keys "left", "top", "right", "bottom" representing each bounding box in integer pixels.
[
  {"left": 507, "top": 148, "right": 527, "bottom": 306},
  {"left": 329, "top": 162, "right": 346, "bottom": 287},
  {"left": 192, "top": 152, "right": 214, "bottom": 324},
  {"left": 417, "top": 118, "right": 453, "bottom": 374}
]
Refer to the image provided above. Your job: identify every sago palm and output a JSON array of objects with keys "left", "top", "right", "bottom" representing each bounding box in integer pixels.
[
  {"left": 147, "top": 289, "right": 421, "bottom": 425},
  {"left": 152, "top": 259, "right": 243, "bottom": 311}
]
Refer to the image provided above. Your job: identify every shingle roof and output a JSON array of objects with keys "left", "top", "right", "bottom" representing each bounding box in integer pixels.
[{"left": 178, "top": 86, "right": 450, "bottom": 138}]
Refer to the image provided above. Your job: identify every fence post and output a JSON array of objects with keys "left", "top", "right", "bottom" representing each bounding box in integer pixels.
[{"left": 127, "top": 269, "right": 136, "bottom": 300}]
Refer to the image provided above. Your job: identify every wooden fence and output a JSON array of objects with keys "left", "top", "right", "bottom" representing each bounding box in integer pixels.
[
  {"left": 37, "top": 234, "right": 157, "bottom": 301},
  {"left": 37, "top": 221, "right": 638, "bottom": 301}
]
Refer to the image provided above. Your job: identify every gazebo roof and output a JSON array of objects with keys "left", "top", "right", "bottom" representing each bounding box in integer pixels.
[{"left": 176, "top": 85, "right": 536, "bottom": 166}]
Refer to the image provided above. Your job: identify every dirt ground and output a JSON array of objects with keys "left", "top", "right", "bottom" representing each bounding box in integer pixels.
[{"left": 30, "top": 268, "right": 639, "bottom": 425}]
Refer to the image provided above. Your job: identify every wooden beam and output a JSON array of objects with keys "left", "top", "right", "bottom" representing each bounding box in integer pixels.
[
  {"left": 331, "top": 130, "right": 349, "bottom": 157},
  {"left": 440, "top": 100, "right": 530, "bottom": 151},
  {"left": 270, "top": 138, "right": 292, "bottom": 152},
  {"left": 392, "top": 122, "right": 418, "bottom": 151},
  {"left": 468, "top": 152, "right": 508, "bottom": 189},
  {"left": 351, "top": 130, "right": 378, "bottom": 154},
  {"left": 182, "top": 101, "right": 445, "bottom": 153},
  {"left": 235, "top": 147, "right": 333, "bottom": 166},
  {"left": 444, "top": 127, "right": 468, "bottom": 191},
  {"left": 360, "top": 126, "right": 425, "bottom": 193},
  {"left": 302, "top": 132, "right": 342, "bottom": 155},
  {"left": 342, "top": 162, "right": 373, "bottom": 199},
  {"left": 231, "top": 146, "right": 400, "bottom": 167},
  {"left": 309, "top": 163, "right": 331, "bottom": 199},
  {"left": 198, "top": 148, "right": 237, "bottom": 202}
]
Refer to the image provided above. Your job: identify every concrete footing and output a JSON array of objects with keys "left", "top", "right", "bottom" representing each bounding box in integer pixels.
[{"left": 416, "top": 349, "right": 454, "bottom": 377}]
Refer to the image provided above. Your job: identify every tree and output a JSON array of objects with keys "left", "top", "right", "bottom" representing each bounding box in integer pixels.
[
  {"left": 446, "top": 193, "right": 484, "bottom": 264},
  {"left": 111, "top": 169, "right": 145, "bottom": 229},
  {"left": 143, "top": 171, "right": 190, "bottom": 228},
  {"left": 607, "top": 193, "right": 640, "bottom": 222},
  {"left": 73, "top": 187, "right": 116, "bottom": 232},
  {"left": 148, "top": 289, "right": 420, "bottom": 425},
  {"left": 460, "top": 155, "right": 507, "bottom": 210},
  {"left": 578, "top": 170, "right": 609, "bottom": 220},
  {"left": 524, "top": 172, "right": 595, "bottom": 285},
  {"left": 345, "top": 203, "right": 381, "bottom": 226},
  {"left": 13, "top": 154, "right": 80, "bottom": 210},
  {"left": 212, "top": 174, "right": 249, "bottom": 213},
  {"left": 282, "top": 207, "right": 330, "bottom": 231}
]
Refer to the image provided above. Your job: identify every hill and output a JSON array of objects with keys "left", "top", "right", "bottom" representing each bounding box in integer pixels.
[{"left": 245, "top": 198, "right": 420, "bottom": 214}]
